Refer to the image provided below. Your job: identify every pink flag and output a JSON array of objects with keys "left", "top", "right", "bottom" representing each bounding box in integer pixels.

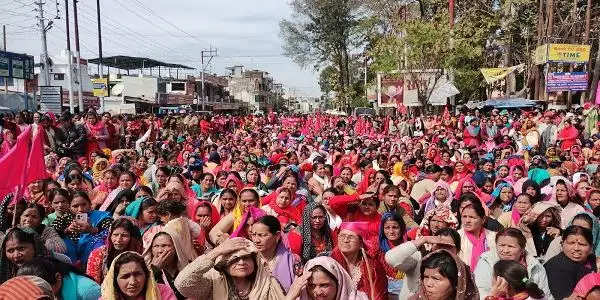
[
  {"left": 0, "top": 125, "right": 48, "bottom": 201},
  {"left": 0, "top": 126, "right": 32, "bottom": 199},
  {"left": 21, "top": 126, "right": 48, "bottom": 199}
]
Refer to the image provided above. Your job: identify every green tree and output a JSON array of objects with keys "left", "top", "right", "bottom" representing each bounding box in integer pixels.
[{"left": 279, "top": 0, "right": 364, "bottom": 107}]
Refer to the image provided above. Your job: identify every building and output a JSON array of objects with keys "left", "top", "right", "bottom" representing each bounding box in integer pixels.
[
  {"left": 296, "top": 97, "right": 324, "bottom": 114},
  {"left": 41, "top": 50, "right": 99, "bottom": 110},
  {"left": 225, "top": 65, "right": 275, "bottom": 112}
]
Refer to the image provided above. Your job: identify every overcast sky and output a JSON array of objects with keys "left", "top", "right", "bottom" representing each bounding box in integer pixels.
[{"left": 2, "top": 0, "right": 320, "bottom": 97}]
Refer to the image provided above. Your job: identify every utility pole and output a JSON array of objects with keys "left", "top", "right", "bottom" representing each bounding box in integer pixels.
[
  {"left": 3, "top": 25, "right": 7, "bottom": 95},
  {"left": 36, "top": 1, "right": 51, "bottom": 87},
  {"left": 73, "top": 0, "right": 83, "bottom": 112},
  {"left": 200, "top": 48, "right": 217, "bottom": 111},
  {"left": 96, "top": 0, "right": 104, "bottom": 112},
  {"left": 96, "top": 0, "right": 103, "bottom": 76},
  {"left": 64, "top": 0, "right": 75, "bottom": 113},
  {"left": 544, "top": 0, "right": 554, "bottom": 102}
]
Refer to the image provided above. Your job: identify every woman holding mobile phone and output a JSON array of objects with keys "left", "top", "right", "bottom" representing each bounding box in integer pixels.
[{"left": 50, "top": 191, "right": 113, "bottom": 267}]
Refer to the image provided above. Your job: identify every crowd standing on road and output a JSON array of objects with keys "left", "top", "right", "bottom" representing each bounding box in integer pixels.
[{"left": 3, "top": 106, "right": 600, "bottom": 299}]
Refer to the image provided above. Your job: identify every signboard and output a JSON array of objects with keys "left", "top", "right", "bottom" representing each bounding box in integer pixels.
[
  {"left": 378, "top": 70, "right": 457, "bottom": 107},
  {"left": 92, "top": 78, "right": 108, "bottom": 97},
  {"left": 534, "top": 44, "right": 591, "bottom": 65},
  {"left": 546, "top": 72, "right": 589, "bottom": 92},
  {"left": 39, "top": 86, "right": 63, "bottom": 114},
  {"left": 0, "top": 51, "right": 34, "bottom": 79},
  {"left": 11, "top": 59, "right": 23, "bottom": 79},
  {"left": 379, "top": 76, "right": 404, "bottom": 108},
  {"left": 0, "top": 56, "right": 9, "bottom": 77}
]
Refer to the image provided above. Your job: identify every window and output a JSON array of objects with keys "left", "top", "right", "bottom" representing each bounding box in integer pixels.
[
  {"left": 171, "top": 82, "right": 185, "bottom": 91},
  {"left": 53, "top": 73, "right": 65, "bottom": 80}
]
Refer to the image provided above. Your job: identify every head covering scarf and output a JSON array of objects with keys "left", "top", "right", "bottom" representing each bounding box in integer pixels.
[
  {"left": 0, "top": 276, "right": 54, "bottom": 300},
  {"left": 101, "top": 251, "right": 162, "bottom": 300},
  {"left": 231, "top": 188, "right": 262, "bottom": 232},
  {"left": 331, "top": 222, "right": 379, "bottom": 299},
  {"left": 212, "top": 237, "right": 280, "bottom": 300},
  {"left": 0, "top": 228, "right": 51, "bottom": 284},
  {"left": 378, "top": 212, "right": 405, "bottom": 253},
  {"left": 300, "top": 256, "right": 369, "bottom": 300},
  {"left": 91, "top": 158, "right": 109, "bottom": 184},
  {"left": 415, "top": 205, "right": 459, "bottom": 239},
  {"left": 528, "top": 168, "right": 550, "bottom": 187},
  {"left": 409, "top": 249, "right": 479, "bottom": 300},
  {"left": 299, "top": 202, "right": 334, "bottom": 263},
  {"left": 424, "top": 181, "right": 453, "bottom": 214},
  {"left": 390, "top": 162, "right": 406, "bottom": 185},
  {"left": 143, "top": 217, "right": 199, "bottom": 272},
  {"left": 190, "top": 200, "right": 221, "bottom": 231},
  {"left": 569, "top": 212, "right": 600, "bottom": 257},
  {"left": 230, "top": 206, "right": 266, "bottom": 239},
  {"left": 574, "top": 272, "right": 600, "bottom": 298},
  {"left": 225, "top": 173, "right": 244, "bottom": 193},
  {"left": 490, "top": 182, "right": 514, "bottom": 208}
]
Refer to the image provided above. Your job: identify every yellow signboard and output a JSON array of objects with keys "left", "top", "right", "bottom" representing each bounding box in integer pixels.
[
  {"left": 534, "top": 44, "right": 591, "bottom": 65},
  {"left": 92, "top": 78, "right": 108, "bottom": 97},
  {"left": 548, "top": 44, "right": 590, "bottom": 63}
]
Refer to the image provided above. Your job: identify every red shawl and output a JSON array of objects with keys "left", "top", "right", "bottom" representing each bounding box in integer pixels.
[{"left": 330, "top": 247, "right": 388, "bottom": 300}]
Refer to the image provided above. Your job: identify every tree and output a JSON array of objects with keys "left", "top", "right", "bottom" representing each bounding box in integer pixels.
[{"left": 279, "top": 0, "right": 364, "bottom": 107}]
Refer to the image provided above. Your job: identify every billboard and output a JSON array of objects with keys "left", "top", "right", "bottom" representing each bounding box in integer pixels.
[
  {"left": 546, "top": 72, "right": 589, "bottom": 92},
  {"left": 0, "top": 51, "right": 34, "bottom": 79},
  {"left": 534, "top": 44, "right": 591, "bottom": 65},
  {"left": 39, "top": 86, "right": 63, "bottom": 114},
  {"left": 377, "top": 70, "right": 458, "bottom": 107},
  {"left": 92, "top": 78, "right": 108, "bottom": 97},
  {"left": 0, "top": 56, "right": 9, "bottom": 77},
  {"left": 379, "top": 76, "right": 403, "bottom": 108}
]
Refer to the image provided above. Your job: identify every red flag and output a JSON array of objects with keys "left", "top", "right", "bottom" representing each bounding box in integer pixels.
[
  {"left": 22, "top": 126, "right": 48, "bottom": 194},
  {"left": 0, "top": 125, "right": 48, "bottom": 200},
  {"left": 0, "top": 126, "right": 32, "bottom": 199}
]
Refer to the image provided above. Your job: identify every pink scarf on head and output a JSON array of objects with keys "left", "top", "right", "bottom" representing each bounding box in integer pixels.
[{"left": 464, "top": 229, "right": 488, "bottom": 271}]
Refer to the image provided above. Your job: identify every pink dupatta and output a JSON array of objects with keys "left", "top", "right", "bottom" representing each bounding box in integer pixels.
[{"left": 464, "top": 229, "right": 488, "bottom": 271}]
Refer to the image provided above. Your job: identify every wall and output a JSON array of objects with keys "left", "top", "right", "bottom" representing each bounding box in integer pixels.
[{"left": 122, "top": 76, "right": 158, "bottom": 100}]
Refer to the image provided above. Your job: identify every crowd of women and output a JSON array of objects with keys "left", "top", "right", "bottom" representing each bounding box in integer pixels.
[{"left": 2, "top": 106, "right": 600, "bottom": 299}]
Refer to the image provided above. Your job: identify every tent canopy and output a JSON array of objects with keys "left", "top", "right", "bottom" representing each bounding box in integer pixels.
[
  {"left": 465, "top": 98, "right": 541, "bottom": 109},
  {"left": 88, "top": 55, "right": 194, "bottom": 70}
]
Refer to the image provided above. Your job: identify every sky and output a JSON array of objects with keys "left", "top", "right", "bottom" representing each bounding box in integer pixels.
[{"left": 1, "top": 0, "right": 320, "bottom": 97}]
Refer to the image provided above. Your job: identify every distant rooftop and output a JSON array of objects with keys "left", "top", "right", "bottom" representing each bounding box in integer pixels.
[{"left": 88, "top": 55, "right": 194, "bottom": 70}]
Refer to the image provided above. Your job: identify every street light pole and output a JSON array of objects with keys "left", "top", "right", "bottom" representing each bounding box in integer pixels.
[{"left": 73, "top": 0, "right": 84, "bottom": 112}]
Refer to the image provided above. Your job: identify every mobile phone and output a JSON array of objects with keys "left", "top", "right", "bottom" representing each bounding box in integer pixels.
[{"left": 76, "top": 213, "right": 88, "bottom": 224}]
